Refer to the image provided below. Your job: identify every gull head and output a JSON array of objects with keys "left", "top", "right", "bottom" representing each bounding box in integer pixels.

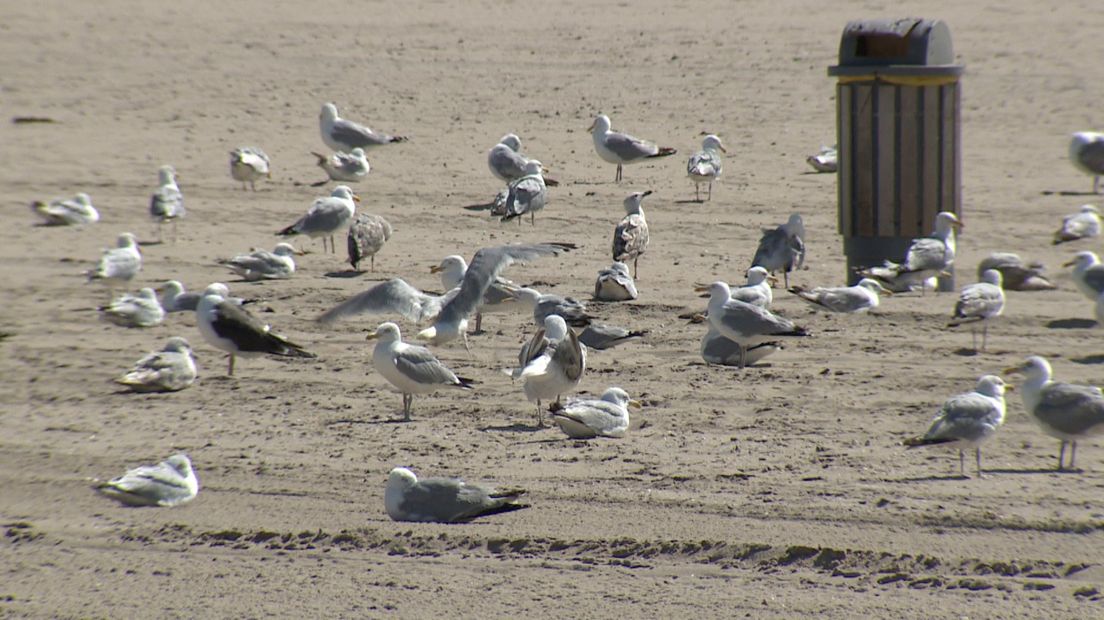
[
  {"left": 695, "top": 281, "right": 732, "bottom": 303},
  {"left": 203, "top": 282, "right": 230, "bottom": 297},
  {"left": 431, "top": 255, "right": 468, "bottom": 288},
  {"left": 320, "top": 102, "right": 339, "bottom": 123},
  {"left": 543, "top": 314, "right": 569, "bottom": 340},
  {"left": 74, "top": 193, "right": 93, "bottom": 206},
  {"left": 1063, "top": 250, "right": 1099, "bottom": 269},
  {"left": 623, "top": 190, "right": 652, "bottom": 213},
  {"left": 367, "top": 322, "right": 403, "bottom": 344},
  {"left": 600, "top": 387, "right": 640, "bottom": 409},
  {"left": 386, "top": 466, "right": 419, "bottom": 490},
  {"left": 1003, "top": 356, "right": 1052, "bottom": 382},
  {"left": 1081, "top": 204, "right": 1100, "bottom": 215},
  {"left": 165, "top": 454, "right": 194, "bottom": 478},
  {"left": 745, "top": 266, "right": 770, "bottom": 286},
  {"left": 157, "top": 165, "right": 177, "bottom": 186},
  {"left": 163, "top": 337, "right": 192, "bottom": 354},
  {"left": 512, "top": 287, "right": 542, "bottom": 309},
  {"left": 499, "top": 134, "right": 522, "bottom": 151},
  {"left": 137, "top": 287, "right": 159, "bottom": 302},
  {"left": 589, "top": 114, "right": 611, "bottom": 134},
  {"left": 610, "top": 261, "right": 631, "bottom": 277},
  {"left": 935, "top": 211, "right": 964, "bottom": 232},
  {"left": 979, "top": 269, "right": 1003, "bottom": 287},
  {"left": 784, "top": 213, "right": 806, "bottom": 236},
  {"left": 976, "top": 375, "right": 1009, "bottom": 398},
  {"left": 523, "top": 159, "right": 544, "bottom": 176},
  {"left": 350, "top": 147, "right": 367, "bottom": 159},
  {"left": 332, "top": 185, "right": 360, "bottom": 202},
  {"left": 273, "top": 243, "right": 302, "bottom": 257},
  {"left": 117, "top": 232, "right": 139, "bottom": 249},
  {"left": 856, "top": 278, "right": 892, "bottom": 296},
  {"left": 701, "top": 134, "right": 727, "bottom": 153},
  {"left": 156, "top": 280, "right": 185, "bottom": 297}
]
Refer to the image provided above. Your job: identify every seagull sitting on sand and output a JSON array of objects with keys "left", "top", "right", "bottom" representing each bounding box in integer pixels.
[
  {"left": 1053, "top": 204, "right": 1101, "bottom": 244},
  {"left": 31, "top": 193, "right": 98, "bottom": 226},
  {"left": 95, "top": 454, "right": 198, "bottom": 507},
  {"left": 100, "top": 288, "right": 165, "bottom": 328},
  {"left": 549, "top": 387, "right": 639, "bottom": 439},
  {"left": 312, "top": 147, "right": 370, "bottom": 183},
  {"left": 858, "top": 211, "right": 962, "bottom": 294},
  {"left": 976, "top": 253, "right": 1055, "bottom": 291},
  {"left": 594, "top": 261, "right": 638, "bottom": 301},
  {"left": 385, "top": 467, "right": 527, "bottom": 523},
  {"left": 114, "top": 337, "right": 197, "bottom": 393},
  {"left": 789, "top": 278, "right": 890, "bottom": 314},
  {"left": 220, "top": 243, "right": 300, "bottom": 281}
]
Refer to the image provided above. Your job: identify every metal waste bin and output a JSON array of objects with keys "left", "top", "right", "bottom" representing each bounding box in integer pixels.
[{"left": 828, "top": 18, "right": 964, "bottom": 288}]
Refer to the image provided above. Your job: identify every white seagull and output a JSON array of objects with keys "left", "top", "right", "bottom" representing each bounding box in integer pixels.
[
  {"left": 366, "top": 322, "right": 473, "bottom": 421},
  {"left": 1064, "top": 251, "right": 1104, "bottom": 301},
  {"left": 319, "top": 102, "right": 406, "bottom": 151},
  {"left": 31, "top": 193, "right": 99, "bottom": 226},
  {"left": 100, "top": 288, "right": 165, "bottom": 328},
  {"left": 500, "top": 160, "right": 548, "bottom": 225},
  {"left": 114, "top": 337, "right": 197, "bottom": 393},
  {"left": 789, "top": 278, "right": 890, "bottom": 314},
  {"left": 947, "top": 269, "right": 1005, "bottom": 352},
  {"left": 86, "top": 233, "right": 142, "bottom": 294},
  {"left": 1069, "top": 131, "right": 1104, "bottom": 193},
  {"left": 686, "top": 134, "right": 726, "bottom": 201},
  {"left": 312, "top": 147, "right": 370, "bottom": 183},
  {"left": 95, "top": 454, "right": 199, "bottom": 507},
  {"left": 385, "top": 467, "right": 527, "bottom": 523},
  {"left": 277, "top": 185, "right": 359, "bottom": 253},
  {"left": 220, "top": 242, "right": 300, "bottom": 281},
  {"left": 549, "top": 387, "right": 639, "bottom": 439},
  {"left": 508, "top": 315, "right": 586, "bottom": 426},
  {"left": 858, "top": 211, "right": 962, "bottom": 294},
  {"left": 229, "top": 147, "right": 270, "bottom": 191},
  {"left": 696, "top": 281, "right": 808, "bottom": 368},
  {"left": 149, "top": 165, "right": 184, "bottom": 243},
  {"left": 594, "top": 261, "right": 638, "bottom": 301},
  {"left": 589, "top": 114, "right": 677, "bottom": 182},
  {"left": 1053, "top": 204, "right": 1101, "bottom": 244},
  {"left": 904, "top": 375, "right": 1008, "bottom": 478},
  {"left": 196, "top": 283, "right": 315, "bottom": 376}
]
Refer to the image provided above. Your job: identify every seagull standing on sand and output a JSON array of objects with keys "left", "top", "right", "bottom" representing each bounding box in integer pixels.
[
  {"left": 277, "top": 185, "right": 358, "bottom": 253},
  {"left": 95, "top": 454, "right": 198, "bottom": 507},
  {"left": 385, "top": 467, "right": 527, "bottom": 523},
  {"left": 1053, "top": 204, "right": 1101, "bottom": 244},
  {"left": 196, "top": 283, "right": 315, "bottom": 376},
  {"left": 347, "top": 212, "right": 392, "bottom": 272},
  {"left": 31, "top": 193, "right": 98, "bottom": 226},
  {"left": 100, "top": 288, "right": 165, "bottom": 328},
  {"left": 1005, "top": 356, "right": 1104, "bottom": 471},
  {"left": 366, "top": 322, "right": 473, "bottom": 422},
  {"left": 1069, "top": 132, "right": 1104, "bottom": 193},
  {"left": 508, "top": 315, "right": 586, "bottom": 426},
  {"left": 686, "top": 134, "right": 726, "bottom": 201},
  {"left": 904, "top": 375, "right": 1008, "bottom": 478},
  {"left": 594, "top": 262, "right": 638, "bottom": 301},
  {"left": 612, "top": 190, "right": 651, "bottom": 279},
  {"left": 549, "top": 387, "right": 639, "bottom": 439},
  {"left": 114, "top": 337, "right": 197, "bottom": 393},
  {"left": 220, "top": 243, "right": 300, "bottom": 281},
  {"left": 501, "top": 160, "right": 547, "bottom": 225},
  {"left": 319, "top": 103, "right": 407, "bottom": 151},
  {"left": 789, "top": 278, "right": 890, "bottom": 314},
  {"left": 312, "top": 148, "right": 370, "bottom": 183},
  {"left": 229, "top": 147, "right": 270, "bottom": 191},
  {"left": 752, "top": 213, "right": 806, "bottom": 288},
  {"left": 149, "top": 165, "right": 184, "bottom": 243},
  {"left": 1063, "top": 251, "right": 1104, "bottom": 301},
  {"left": 947, "top": 269, "right": 1005, "bottom": 352},
  {"left": 87, "top": 232, "right": 142, "bottom": 294},
  {"left": 696, "top": 281, "right": 808, "bottom": 369},
  {"left": 589, "top": 114, "right": 677, "bottom": 182}
]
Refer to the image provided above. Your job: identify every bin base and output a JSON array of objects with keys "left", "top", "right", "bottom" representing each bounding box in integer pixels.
[{"left": 843, "top": 237, "right": 954, "bottom": 292}]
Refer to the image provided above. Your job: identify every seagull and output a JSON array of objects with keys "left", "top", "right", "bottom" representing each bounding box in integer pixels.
[
  {"left": 319, "top": 102, "right": 406, "bottom": 151},
  {"left": 500, "top": 160, "right": 548, "bottom": 225},
  {"left": 1069, "top": 131, "right": 1104, "bottom": 193},
  {"left": 903, "top": 375, "right": 1008, "bottom": 478},
  {"left": 347, "top": 213, "right": 393, "bottom": 272},
  {"left": 86, "top": 233, "right": 142, "bottom": 293},
  {"left": 431, "top": 255, "right": 518, "bottom": 334},
  {"left": 149, "top": 165, "right": 184, "bottom": 243},
  {"left": 806, "top": 145, "right": 838, "bottom": 173},
  {"left": 114, "top": 337, "right": 197, "bottom": 392},
  {"left": 220, "top": 243, "right": 300, "bottom": 281},
  {"left": 948, "top": 270, "right": 1005, "bottom": 352},
  {"left": 366, "top": 322, "right": 473, "bottom": 421},
  {"left": 577, "top": 323, "right": 646, "bottom": 350},
  {"left": 100, "top": 288, "right": 165, "bottom": 328},
  {"left": 312, "top": 147, "right": 370, "bottom": 183},
  {"left": 229, "top": 147, "right": 270, "bottom": 191},
  {"left": 508, "top": 315, "right": 586, "bottom": 426},
  {"left": 488, "top": 134, "right": 561, "bottom": 187},
  {"left": 788, "top": 278, "right": 890, "bottom": 314},
  {"left": 686, "top": 134, "right": 726, "bottom": 201},
  {"left": 589, "top": 114, "right": 677, "bottom": 182},
  {"left": 549, "top": 387, "right": 639, "bottom": 439},
  {"left": 277, "top": 185, "right": 358, "bottom": 253},
  {"left": 462, "top": 187, "right": 510, "bottom": 217},
  {"left": 94, "top": 454, "right": 198, "bottom": 507},
  {"left": 31, "top": 193, "right": 99, "bottom": 226},
  {"left": 612, "top": 190, "right": 651, "bottom": 279},
  {"left": 1053, "top": 204, "right": 1101, "bottom": 244},
  {"left": 594, "top": 261, "right": 638, "bottom": 301},
  {"left": 196, "top": 283, "right": 315, "bottom": 376},
  {"left": 512, "top": 287, "right": 593, "bottom": 327},
  {"left": 751, "top": 213, "right": 806, "bottom": 288},
  {"left": 700, "top": 326, "right": 782, "bottom": 367},
  {"left": 857, "top": 211, "right": 962, "bottom": 294},
  {"left": 317, "top": 279, "right": 455, "bottom": 326},
  {"left": 385, "top": 467, "right": 527, "bottom": 523},
  {"left": 695, "top": 281, "right": 808, "bottom": 368},
  {"left": 416, "top": 242, "right": 576, "bottom": 346},
  {"left": 1062, "top": 251, "right": 1104, "bottom": 301},
  {"left": 976, "top": 253, "right": 1056, "bottom": 291},
  {"left": 731, "top": 266, "right": 774, "bottom": 308},
  {"left": 1005, "top": 356, "right": 1104, "bottom": 471},
  {"left": 157, "top": 281, "right": 247, "bottom": 313}
]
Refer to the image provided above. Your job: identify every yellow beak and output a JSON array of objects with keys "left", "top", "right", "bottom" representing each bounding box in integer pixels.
[{"left": 628, "top": 400, "right": 643, "bottom": 410}]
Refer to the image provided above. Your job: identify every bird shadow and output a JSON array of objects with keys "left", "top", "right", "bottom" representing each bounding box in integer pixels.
[
  {"left": 673, "top": 199, "right": 707, "bottom": 205},
  {"left": 324, "top": 417, "right": 410, "bottom": 426},
  {"left": 1071, "top": 354, "right": 1104, "bottom": 365},
  {"left": 891, "top": 474, "right": 970, "bottom": 483},
  {"left": 478, "top": 423, "right": 545, "bottom": 434},
  {"left": 324, "top": 270, "right": 365, "bottom": 279},
  {"left": 1041, "top": 190, "right": 1099, "bottom": 196},
  {"left": 1046, "top": 318, "right": 1097, "bottom": 329},
  {"left": 136, "top": 239, "right": 164, "bottom": 247},
  {"left": 983, "top": 467, "right": 1074, "bottom": 475},
  {"left": 952, "top": 348, "right": 980, "bottom": 357}
]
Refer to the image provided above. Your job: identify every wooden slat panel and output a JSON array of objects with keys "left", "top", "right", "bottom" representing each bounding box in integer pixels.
[
  {"left": 941, "top": 82, "right": 960, "bottom": 218},
  {"left": 853, "top": 84, "right": 875, "bottom": 237},
  {"left": 875, "top": 83, "right": 897, "bottom": 236},
  {"left": 897, "top": 85, "right": 921, "bottom": 237},
  {"left": 838, "top": 84, "right": 852, "bottom": 235},
  {"left": 920, "top": 85, "right": 941, "bottom": 235}
]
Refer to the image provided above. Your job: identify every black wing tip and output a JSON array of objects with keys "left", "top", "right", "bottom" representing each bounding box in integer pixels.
[
  {"left": 903, "top": 436, "right": 954, "bottom": 448},
  {"left": 456, "top": 376, "right": 477, "bottom": 389},
  {"left": 390, "top": 136, "right": 409, "bottom": 144},
  {"left": 649, "top": 147, "right": 678, "bottom": 158},
  {"left": 276, "top": 225, "right": 297, "bottom": 236}
]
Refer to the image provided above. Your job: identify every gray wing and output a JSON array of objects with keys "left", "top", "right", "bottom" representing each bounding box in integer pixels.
[
  {"left": 799, "top": 287, "right": 871, "bottom": 312},
  {"left": 489, "top": 146, "right": 528, "bottom": 180},
  {"left": 433, "top": 243, "right": 575, "bottom": 330},
  {"left": 612, "top": 214, "right": 648, "bottom": 262},
  {"left": 751, "top": 228, "right": 795, "bottom": 273},
  {"left": 393, "top": 345, "right": 461, "bottom": 386},
  {"left": 330, "top": 118, "right": 396, "bottom": 148},
  {"left": 952, "top": 283, "right": 1004, "bottom": 320},
  {"left": 1083, "top": 265, "right": 1104, "bottom": 296},
  {"left": 99, "top": 462, "right": 191, "bottom": 505},
  {"left": 551, "top": 329, "right": 585, "bottom": 381},
  {"left": 577, "top": 324, "right": 645, "bottom": 350},
  {"left": 553, "top": 400, "right": 626, "bottom": 437},
  {"left": 150, "top": 186, "right": 184, "bottom": 220},
  {"left": 348, "top": 214, "right": 391, "bottom": 256},
  {"left": 225, "top": 251, "right": 285, "bottom": 275},
  {"left": 924, "top": 393, "right": 1002, "bottom": 443},
  {"left": 604, "top": 131, "right": 658, "bottom": 161},
  {"left": 403, "top": 478, "right": 523, "bottom": 522},
  {"left": 502, "top": 176, "right": 546, "bottom": 220},
  {"left": 316, "top": 278, "right": 444, "bottom": 324},
  {"left": 1076, "top": 139, "right": 1104, "bottom": 174},
  {"left": 288, "top": 198, "right": 350, "bottom": 235},
  {"left": 687, "top": 150, "right": 721, "bottom": 176},
  {"left": 1035, "top": 383, "right": 1104, "bottom": 436},
  {"left": 903, "top": 238, "right": 949, "bottom": 272},
  {"left": 518, "top": 328, "right": 550, "bottom": 368},
  {"left": 715, "top": 299, "right": 797, "bottom": 338}
]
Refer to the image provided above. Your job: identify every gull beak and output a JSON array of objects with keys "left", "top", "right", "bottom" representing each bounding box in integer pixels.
[
  {"left": 1002, "top": 363, "right": 1024, "bottom": 376},
  {"left": 880, "top": 288, "right": 894, "bottom": 297},
  {"left": 587, "top": 120, "right": 596, "bottom": 131},
  {"left": 952, "top": 219, "right": 964, "bottom": 229},
  {"left": 365, "top": 331, "right": 380, "bottom": 341},
  {"left": 719, "top": 145, "right": 728, "bottom": 154},
  {"left": 429, "top": 264, "right": 444, "bottom": 274},
  {"left": 1004, "top": 384, "right": 1015, "bottom": 392},
  {"left": 1062, "top": 258, "right": 1077, "bottom": 267},
  {"left": 628, "top": 400, "right": 643, "bottom": 410},
  {"left": 642, "top": 190, "right": 654, "bottom": 197},
  {"left": 353, "top": 195, "right": 361, "bottom": 203},
  {"left": 767, "top": 274, "right": 780, "bottom": 286}
]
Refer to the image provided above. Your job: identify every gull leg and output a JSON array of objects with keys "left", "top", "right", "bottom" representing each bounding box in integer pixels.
[
  {"left": 737, "top": 344, "right": 747, "bottom": 369},
  {"left": 474, "top": 312, "right": 484, "bottom": 335},
  {"left": 530, "top": 211, "right": 535, "bottom": 226},
  {"left": 695, "top": 184, "right": 700, "bottom": 202},
  {"left": 981, "top": 324, "right": 989, "bottom": 352},
  {"left": 707, "top": 182, "right": 713, "bottom": 201},
  {"left": 782, "top": 270, "right": 789, "bottom": 289},
  {"left": 462, "top": 331, "right": 472, "bottom": 357},
  {"left": 1095, "top": 176, "right": 1100, "bottom": 194},
  {"left": 615, "top": 164, "right": 622, "bottom": 183},
  {"left": 957, "top": 449, "right": 965, "bottom": 477},
  {"left": 1058, "top": 441, "right": 1068, "bottom": 471},
  {"left": 971, "top": 328, "right": 977, "bottom": 352},
  {"left": 975, "top": 448, "right": 984, "bottom": 478},
  {"left": 633, "top": 258, "right": 639, "bottom": 280},
  {"left": 370, "top": 254, "right": 375, "bottom": 272},
  {"left": 1070, "top": 441, "right": 1078, "bottom": 470},
  {"left": 227, "top": 354, "right": 235, "bottom": 377},
  {"left": 536, "top": 399, "right": 545, "bottom": 427}
]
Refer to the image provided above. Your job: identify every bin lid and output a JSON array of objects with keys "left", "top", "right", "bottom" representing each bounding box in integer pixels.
[{"left": 828, "top": 18, "right": 963, "bottom": 77}]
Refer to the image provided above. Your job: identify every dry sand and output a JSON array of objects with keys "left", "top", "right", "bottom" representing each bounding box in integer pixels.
[{"left": 2, "top": 0, "right": 1104, "bottom": 617}]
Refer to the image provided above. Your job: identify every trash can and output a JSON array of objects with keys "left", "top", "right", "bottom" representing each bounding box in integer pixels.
[{"left": 828, "top": 18, "right": 964, "bottom": 289}]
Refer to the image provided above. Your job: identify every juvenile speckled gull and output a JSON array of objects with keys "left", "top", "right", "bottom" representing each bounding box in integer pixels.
[
  {"left": 347, "top": 213, "right": 393, "bottom": 272},
  {"left": 1069, "top": 131, "right": 1104, "bottom": 193},
  {"left": 367, "top": 322, "right": 473, "bottom": 421},
  {"left": 385, "top": 467, "right": 527, "bottom": 523},
  {"left": 1005, "top": 356, "right": 1104, "bottom": 471},
  {"left": 751, "top": 213, "right": 806, "bottom": 288},
  {"left": 277, "top": 185, "right": 359, "bottom": 254},
  {"left": 589, "top": 114, "right": 677, "bottom": 182},
  {"left": 512, "top": 287, "right": 593, "bottom": 328},
  {"left": 416, "top": 242, "right": 576, "bottom": 346},
  {"left": 95, "top": 454, "right": 198, "bottom": 507},
  {"left": 508, "top": 315, "right": 586, "bottom": 426},
  {"left": 577, "top": 323, "right": 646, "bottom": 351},
  {"left": 149, "top": 165, "right": 184, "bottom": 243},
  {"left": 1053, "top": 204, "right": 1100, "bottom": 244},
  {"left": 789, "top": 278, "right": 890, "bottom": 314},
  {"left": 196, "top": 283, "right": 314, "bottom": 376},
  {"left": 549, "top": 387, "right": 639, "bottom": 439},
  {"left": 594, "top": 261, "right": 638, "bottom": 301},
  {"left": 220, "top": 243, "right": 299, "bottom": 281},
  {"left": 229, "top": 147, "right": 270, "bottom": 191},
  {"left": 858, "top": 211, "right": 962, "bottom": 294},
  {"left": 977, "top": 253, "right": 1055, "bottom": 291},
  {"left": 904, "top": 375, "right": 1008, "bottom": 477},
  {"left": 948, "top": 269, "right": 1005, "bottom": 352},
  {"left": 501, "top": 160, "right": 547, "bottom": 224},
  {"left": 87, "top": 232, "right": 141, "bottom": 291},
  {"left": 320, "top": 102, "right": 406, "bottom": 151},
  {"left": 100, "top": 288, "right": 165, "bottom": 328},
  {"left": 313, "top": 148, "right": 370, "bottom": 183},
  {"left": 1064, "top": 251, "right": 1104, "bottom": 301},
  {"left": 696, "top": 281, "right": 808, "bottom": 368},
  {"left": 612, "top": 191, "right": 651, "bottom": 279},
  {"left": 686, "top": 134, "right": 726, "bottom": 201},
  {"left": 31, "top": 193, "right": 98, "bottom": 226},
  {"left": 114, "top": 337, "right": 197, "bottom": 393}
]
